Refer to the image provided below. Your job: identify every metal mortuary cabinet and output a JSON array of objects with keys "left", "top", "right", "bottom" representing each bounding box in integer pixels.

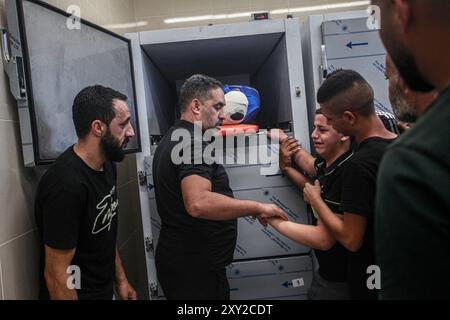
[
  {"left": 131, "top": 17, "right": 313, "bottom": 299},
  {"left": 301, "top": 9, "right": 392, "bottom": 123}
]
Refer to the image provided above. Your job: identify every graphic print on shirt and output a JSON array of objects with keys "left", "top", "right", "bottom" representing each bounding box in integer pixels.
[{"left": 92, "top": 186, "right": 118, "bottom": 235}]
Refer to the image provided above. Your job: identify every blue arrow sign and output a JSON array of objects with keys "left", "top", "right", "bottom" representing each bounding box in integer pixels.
[
  {"left": 346, "top": 41, "right": 368, "bottom": 49},
  {"left": 282, "top": 281, "right": 293, "bottom": 288}
]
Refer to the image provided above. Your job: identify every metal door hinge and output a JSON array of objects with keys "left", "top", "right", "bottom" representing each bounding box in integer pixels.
[
  {"left": 1, "top": 29, "right": 11, "bottom": 63},
  {"left": 149, "top": 282, "right": 158, "bottom": 299},
  {"left": 320, "top": 44, "right": 328, "bottom": 83},
  {"left": 144, "top": 237, "right": 153, "bottom": 253},
  {"left": 138, "top": 171, "right": 147, "bottom": 186},
  {"left": 1, "top": 28, "right": 27, "bottom": 101}
]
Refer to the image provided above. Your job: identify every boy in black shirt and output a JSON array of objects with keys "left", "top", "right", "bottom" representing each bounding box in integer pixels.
[
  {"left": 304, "top": 70, "right": 397, "bottom": 299},
  {"left": 35, "top": 85, "right": 137, "bottom": 300},
  {"left": 268, "top": 109, "right": 353, "bottom": 299}
]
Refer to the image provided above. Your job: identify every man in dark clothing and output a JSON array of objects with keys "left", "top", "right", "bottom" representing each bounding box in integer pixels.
[
  {"left": 152, "top": 74, "right": 288, "bottom": 300},
  {"left": 35, "top": 85, "right": 137, "bottom": 300},
  {"left": 304, "top": 70, "right": 397, "bottom": 299},
  {"left": 373, "top": 0, "right": 450, "bottom": 299}
]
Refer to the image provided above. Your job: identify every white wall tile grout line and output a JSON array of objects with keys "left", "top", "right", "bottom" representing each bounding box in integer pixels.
[
  {"left": 0, "top": 228, "right": 37, "bottom": 249},
  {"left": 119, "top": 229, "right": 138, "bottom": 251},
  {"left": 117, "top": 179, "right": 138, "bottom": 190},
  {"left": 0, "top": 259, "right": 4, "bottom": 300},
  {"left": 0, "top": 119, "right": 17, "bottom": 123}
]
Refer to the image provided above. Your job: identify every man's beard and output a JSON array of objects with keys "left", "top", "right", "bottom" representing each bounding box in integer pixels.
[
  {"left": 101, "top": 129, "right": 128, "bottom": 162},
  {"left": 392, "top": 84, "right": 418, "bottom": 123},
  {"left": 390, "top": 44, "right": 435, "bottom": 93}
]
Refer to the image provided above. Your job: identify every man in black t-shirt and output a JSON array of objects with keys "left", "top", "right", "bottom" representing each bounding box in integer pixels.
[
  {"left": 303, "top": 70, "right": 397, "bottom": 299},
  {"left": 152, "top": 74, "right": 288, "bottom": 300},
  {"left": 35, "top": 85, "right": 137, "bottom": 300},
  {"left": 268, "top": 109, "right": 353, "bottom": 300}
]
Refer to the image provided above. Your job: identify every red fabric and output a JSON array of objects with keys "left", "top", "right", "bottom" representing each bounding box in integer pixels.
[{"left": 217, "top": 124, "right": 259, "bottom": 136}]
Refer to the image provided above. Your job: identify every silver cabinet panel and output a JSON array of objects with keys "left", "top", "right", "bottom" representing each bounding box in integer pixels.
[
  {"left": 227, "top": 256, "right": 312, "bottom": 300},
  {"left": 302, "top": 12, "right": 393, "bottom": 115},
  {"left": 234, "top": 187, "right": 309, "bottom": 259},
  {"left": 322, "top": 18, "right": 390, "bottom": 113}
]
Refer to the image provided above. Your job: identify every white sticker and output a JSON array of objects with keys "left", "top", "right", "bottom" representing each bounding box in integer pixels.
[{"left": 292, "top": 278, "right": 304, "bottom": 288}]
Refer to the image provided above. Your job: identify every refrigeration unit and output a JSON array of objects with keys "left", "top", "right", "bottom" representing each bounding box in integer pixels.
[
  {"left": 301, "top": 9, "right": 393, "bottom": 124},
  {"left": 132, "top": 17, "right": 314, "bottom": 300}
]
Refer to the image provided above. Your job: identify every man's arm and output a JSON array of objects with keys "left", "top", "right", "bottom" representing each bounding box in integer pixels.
[
  {"left": 181, "top": 175, "right": 288, "bottom": 221},
  {"left": 115, "top": 247, "right": 137, "bottom": 300},
  {"left": 304, "top": 180, "right": 367, "bottom": 252},
  {"left": 283, "top": 166, "right": 313, "bottom": 190},
  {"left": 268, "top": 218, "right": 336, "bottom": 250},
  {"left": 44, "top": 245, "right": 78, "bottom": 300},
  {"left": 293, "top": 147, "right": 317, "bottom": 177},
  {"left": 277, "top": 137, "right": 313, "bottom": 189}
]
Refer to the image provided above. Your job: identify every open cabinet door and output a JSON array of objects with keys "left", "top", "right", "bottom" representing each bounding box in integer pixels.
[{"left": 2, "top": 0, "right": 141, "bottom": 166}]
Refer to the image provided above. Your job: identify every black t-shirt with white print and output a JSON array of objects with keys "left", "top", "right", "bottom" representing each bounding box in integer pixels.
[{"left": 35, "top": 146, "right": 118, "bottom": 300}]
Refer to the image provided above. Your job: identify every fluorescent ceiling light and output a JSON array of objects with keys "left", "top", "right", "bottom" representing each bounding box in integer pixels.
[
  {"left": 271, "top": 1, "right": 370, "bottom": 14},
  {"left": 164, "top": 1, "right": 370, "bottom": 24},
  {"left": 103, "top": 21, "right": 148, "bottom": 29},
  {"left": 165, "top": 12, "right": 253, "bottom": 24}
]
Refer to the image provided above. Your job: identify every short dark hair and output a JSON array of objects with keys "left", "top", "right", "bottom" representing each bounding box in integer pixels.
[
  {"left": 179, "top": 74, "right": 223, "bottom": 113},
  {"left": 72, "top": 85, "right": 127, "bottom": 138},
  {"left": 317, "top": 69, "right": 375, "bottom": 117}
]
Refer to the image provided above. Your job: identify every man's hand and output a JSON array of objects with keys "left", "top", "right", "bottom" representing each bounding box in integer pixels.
[
  {"left": 279, "top": 137, "right": 301, "bottom": 171},
  {"left": 397, "top": 121, "right": 411, "bottom": 133},
  {"left": 258, "top": 203, "right": 289, "bottom": 221},
  {"left": 266, "top": 128, "right": 288, "bottom": 142},
  {"left": 303, "top": 180, "right": 322, "bottom": 205},
  {"left": 256, "top": 216, "right": 269, "bottom": 227},
  {"left": 115, "top": 280, "right": 137, "bottom": 300}
]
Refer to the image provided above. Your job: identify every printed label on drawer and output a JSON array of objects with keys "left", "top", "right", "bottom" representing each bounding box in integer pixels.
[{"left": 292, "top": 278, "right": 305, "bottom": 288}]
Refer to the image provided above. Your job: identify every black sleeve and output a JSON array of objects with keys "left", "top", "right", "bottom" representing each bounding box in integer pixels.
[
  {"left": 42, "top": 183, "right": 84, "bottom": 250},
  {"left": 177, "top": 138, "right": 215, "bottom": 183},
  {"left": 341, "top": 161, "right": 375, "bottom": 218},
  {"left": 178, "top": 162, "right": 215, "bottom": 183}
]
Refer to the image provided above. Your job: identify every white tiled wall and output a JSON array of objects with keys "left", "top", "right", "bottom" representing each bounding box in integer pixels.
[
  {"left": 0, "top": 0, "right": 41, "bottom": 300},
  {"left": 0, "top": 230, "right": 40, "bottom": 299}
]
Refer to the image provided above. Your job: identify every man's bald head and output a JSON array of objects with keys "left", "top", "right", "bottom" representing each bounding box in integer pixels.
[{"left": 317, "top": 69, "right": 375, "bottom": 118}]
